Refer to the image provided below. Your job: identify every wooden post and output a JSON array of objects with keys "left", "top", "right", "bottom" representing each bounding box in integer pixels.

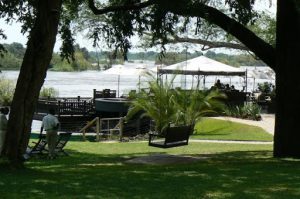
[
  {"left": 96, "top": 117, "right": 100, "bottom": 141},
  {"left": 83, "top": 130, "right": 86, "bottom": 141},
  {"left": 83, "top": 100, "right": 86, "bottom": 116},
  {"left": 58, "top": 100, "right": 61, "bottom": 117},
  {"left": 119, "top": 117, "right": 124, "bottom": 141}
]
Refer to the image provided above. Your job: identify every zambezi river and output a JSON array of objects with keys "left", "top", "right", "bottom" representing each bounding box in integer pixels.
[{"left": 1, "top": 68, "right": 274, "bottom": 131}]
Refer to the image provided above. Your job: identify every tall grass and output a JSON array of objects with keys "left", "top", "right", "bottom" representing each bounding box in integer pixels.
[
  {"left": 0, "top": 77, "right": 15, "bottom": 106},
  {"left": 224, "top": 103, "right": 262, "bottom": 121},
  {"left": 39, "top": 86, "right": 59, "bottom": 98}
]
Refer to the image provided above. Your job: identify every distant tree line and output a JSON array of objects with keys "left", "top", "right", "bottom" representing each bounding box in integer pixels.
[{"left": 0, "top": 42, "right": 266, "bottom": 71}]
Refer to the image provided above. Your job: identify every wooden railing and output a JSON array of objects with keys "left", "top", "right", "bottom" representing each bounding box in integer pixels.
[
  {"left": 80, "top": 117, "right": 101, "bottom": 141},
  {"left": 36, "top": 96, "right": 94, "bottom": 116},
  {"left": 79, "top": 117, "right": 124, "bottom": 141}
]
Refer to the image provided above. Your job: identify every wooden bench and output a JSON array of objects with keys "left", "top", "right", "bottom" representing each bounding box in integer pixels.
[{"left": 148, "top": 125, "right": 192, "bottom": 148}]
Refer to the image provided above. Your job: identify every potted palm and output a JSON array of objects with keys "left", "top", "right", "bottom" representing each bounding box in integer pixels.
[{"left": 126, "top": 73, "right": 226, "bottom": 136}]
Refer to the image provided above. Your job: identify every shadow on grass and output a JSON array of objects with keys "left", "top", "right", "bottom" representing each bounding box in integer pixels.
[{"left": 1, "top": 147, "right": 300, "bottom": 199}]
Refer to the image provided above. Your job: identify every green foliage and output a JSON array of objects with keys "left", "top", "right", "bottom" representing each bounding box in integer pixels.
[
  {"left": 0, "top": 41, "right": 267, "bottom": 71},
  {"left": 127, "top": 73, "right": 226, "bottom": 133},
  {"left": 0, "top": 77, "right": 15, "bottom": 106},
  {"left": 4, "top": 42, "right": 26, "bottom": 59},
  {"left": 250, "top": 11, "right": 276, "bottom": 46},
  {"left": 39, "top": 87, "right": 59, "bottom": 98},
  {"left": 172, "top": 88, "right": 226, "bottom": 126},
  {"left": 59, "top": 18, "right": 75, "bottom": 62},
  {"left": 270, "top": 86, "right": 276, "bottom": 100},
  {"left": 51, "top": 50, "right": 93, "bottom": 71},
  {"left": 0, "top": 42, "right": 25, "bottom": 69},
  {"left": 127, "top": 74, "right": 177, "bottom": 133},
  {"left": 224, "top": 103, "right": 262, "bottom": 121},
  {"left": 225, "top": 0, "right": 258, "bottom": 24},
  {"left": 155, "top": 51, "right": 202, "bottom": 66},
  {"left": 0, "top": 51, "right": 22, "bottom": 70},
  {"left": 257, "top": 82, "right": 273, "bottom": 94},
  {"left": 205, "top": 51, "right": 266, "bottom": 67},
  {"left": 0, "top": 30, "right": 7, "bottom": 57},
  {"left": 257, "top": 82, "right": 276, "bottom": 104},
  {"left": 85, "top": 0, "right": 263, "bottom": 58}
]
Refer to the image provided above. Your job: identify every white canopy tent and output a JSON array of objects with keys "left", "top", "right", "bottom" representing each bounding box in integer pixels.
[
  {"left": 240, "top": 66, "right": 275, "bottom": 92},
  {"left": 158, "top": 56, "right": 246, "bottom": 76},
  {"left": 157, "top": 56, "right": 246, "bottom": 90},
  {"left": 102, "top": 64, "right": 150, "bottom": 97}
]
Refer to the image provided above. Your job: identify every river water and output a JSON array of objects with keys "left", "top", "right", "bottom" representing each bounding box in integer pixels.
[
  {"left": 1, "top": 68, "right": 275, "bottom": 131},
  {"left": 2, "top": 67, "right": 275, "bottom": 97}
]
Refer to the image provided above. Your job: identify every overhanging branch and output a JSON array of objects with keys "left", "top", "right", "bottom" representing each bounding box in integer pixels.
[
  {"left": 169, "top": 35, "right": 249, "bottom": 51},
  {"left": 88, "top": 0, "right": 156, "bottom": 15},
  {"left": 159, "top": 0, "right": 276, "bottom": 69},
  {"left": 87, "top": 0, "right": 276, "bottom": 70}
]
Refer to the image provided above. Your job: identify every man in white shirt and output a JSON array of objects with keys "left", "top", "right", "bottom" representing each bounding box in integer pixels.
[{"left": 41, "top": 108, "right": 60, "bottom": 159}]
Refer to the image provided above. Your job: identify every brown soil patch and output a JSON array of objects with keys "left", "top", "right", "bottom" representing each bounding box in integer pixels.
[{"left": 125, "top": 154, "right": 207, "bottom": 165}]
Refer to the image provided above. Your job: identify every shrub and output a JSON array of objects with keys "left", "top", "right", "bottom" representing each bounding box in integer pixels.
[
  {"left": 40, "top": 87, "right": 59, "bottom": 98},
  {"left": 224, "top": 103, "right": 261, "bottom": 121},
  {"left": 257, "top": 82, "right": 273, "bottom": 94},
  {"left": 0, "top": 77, "right": 15, "bottom": 106}
]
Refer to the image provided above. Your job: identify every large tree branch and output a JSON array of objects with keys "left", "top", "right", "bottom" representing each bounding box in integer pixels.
[
  {"left": 159, "top": 0, "right": 276, "bottom": 70},
  {"left": 169, "top": 35, "right": 249, "bottom": 51},
  {"left": 88, "top": 0, "right": 155, "bottom": 15},
  {"left": 88, "top": 0, "right": 276, "bottom": 70}
]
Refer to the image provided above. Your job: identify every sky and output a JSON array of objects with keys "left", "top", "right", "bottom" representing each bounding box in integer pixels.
[{"left": 0, "top": 0, "right": 276, "bottom": 53}]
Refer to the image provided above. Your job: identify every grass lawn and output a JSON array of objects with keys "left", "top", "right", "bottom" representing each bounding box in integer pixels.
[
  {"left": 192, "top": 118, "right": 273, "bottom": 141},
  {"left": 0, "top": 119, "right": 290, "bottom": 199},
  {"left": 1, "top": 141, "right": 300, "bottom": 199}
]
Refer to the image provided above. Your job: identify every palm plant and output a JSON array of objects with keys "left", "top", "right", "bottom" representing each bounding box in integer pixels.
[
  {"left": 172, "top": 89, "right": 226, "bottom": 127},
  {"left": 126, "top": 73, "right": 226, "bottom": 134},
  {"left": 127, "top": 73, "right": 177, "bottom": 133}
]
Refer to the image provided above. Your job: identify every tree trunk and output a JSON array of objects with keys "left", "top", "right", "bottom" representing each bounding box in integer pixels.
[
  {"left": 273, "top": 0, "right": 300, "bottom": 157},
  {"left": 3, "top": 0, "right": 62, "bottom": 166}
]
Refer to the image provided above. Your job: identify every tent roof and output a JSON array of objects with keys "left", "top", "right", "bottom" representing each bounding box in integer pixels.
[
  {"left": 158, "top": 56, "right": 246, "bottom": 76},
  {"left": 102, "top": 64, "right": 149, "bottom": 76}
]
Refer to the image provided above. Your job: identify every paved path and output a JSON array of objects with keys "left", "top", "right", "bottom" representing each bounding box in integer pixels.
[{"left": 211, "top": 114, "right": 275, "bottom": 135}]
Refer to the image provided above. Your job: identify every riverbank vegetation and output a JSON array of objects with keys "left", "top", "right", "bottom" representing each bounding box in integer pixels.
[
  {"left": 0, "top": 77, "right": 59, "bottom": 105},
  {"left": 0, "top": 42, "right": 266, "bottom": 72},
  {"left": 39, "top": 87, "right": 59, "bottom": 98},
  {"left": 0, "top": 77, "right": 15, "bottom": 106}
]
